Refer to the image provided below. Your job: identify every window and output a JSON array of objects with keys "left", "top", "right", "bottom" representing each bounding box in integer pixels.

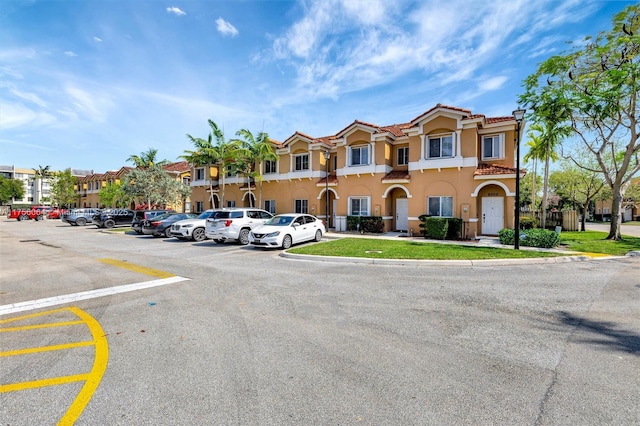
[
  {"left": 349, "top": 197, "right": 370, "bottom": 216},
  {"left": 482, "top": 135, "right": 503, "bottom": 160},
  {"left": 226, "top": 200, "right": 236, "bottom": 208},
  {"left": 398, "top": 147, "right": 409, "bottom": 166},
  {"left": 294, "top": 199, "right": 308, "bottom": 214},
  {"left": 294, "top": 154, "right": 309, "bottom": 171},
  {"left": 195, "top": 201, "right": 204, "bottom": 213},
  {"left": 264, "top": 160, "right": 277, "bottom": 174},
  {"left": 427, "top": 135, "right": 453, "bottom": 159},
  {"left": 427, "top": 196, "right": 454, "bottom": 217},
  {"left": 264, "top": 199, "right": 276, "bottom": 214},
  {"left": 350, "top": 145, "right": 369, "bottom": 166},
  {"left": 182, "top": 176, "right": 190, "bottom": 185},
  {"left": 195, "top": 167, "right": 205, "bottom": 180}
]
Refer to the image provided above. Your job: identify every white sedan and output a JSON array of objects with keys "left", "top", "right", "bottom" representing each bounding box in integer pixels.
[{"left": 249, "top": 213, "right": 325, "bottom": 249}]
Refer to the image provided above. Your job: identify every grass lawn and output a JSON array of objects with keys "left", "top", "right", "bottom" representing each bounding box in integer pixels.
[
  {"left": 559, "top": 230, "right": 640, "bottom": 256},
  {"left": 288, "top": 238, "right": 563, "bottom": 260}
]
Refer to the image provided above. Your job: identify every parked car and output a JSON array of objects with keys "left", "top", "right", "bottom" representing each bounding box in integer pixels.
[
  {"left": 142, "top": 212, "right": 197, "bottom": 238},
  {"left": 170, "top": 209, "right": 221, "bottom": 242},
  {"left": 61, "top": 208, "right": 101, "bottom": 226},
  {"left": 93, "top": 209, "right": 135, "bottom": 228},
  {"left": 205, "top": 208, "right": 273, "bottom": 245},
  {"left": 131, "top": 210, "right": 173, "bottom": 234},
  {"left": 8, "top": 206, "right": 53, "bottom": 221},
  {"left": 249, "top": 213, "right": 325, "bottom": 249},
  {"left": 46, "top": 207, "right": 68, "bottom": 219}
]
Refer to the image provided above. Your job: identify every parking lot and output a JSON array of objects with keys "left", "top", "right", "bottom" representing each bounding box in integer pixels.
[{"left": 1, "top": 218, "right": 639, "bottom": 425}]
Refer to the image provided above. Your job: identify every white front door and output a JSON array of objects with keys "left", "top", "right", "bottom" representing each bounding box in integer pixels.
[
  {"left": 482, "top": 197, "right": 504, "bottom": 235},
  {"left": 396, "top": 198, "right": 409, "bottom": 231}
]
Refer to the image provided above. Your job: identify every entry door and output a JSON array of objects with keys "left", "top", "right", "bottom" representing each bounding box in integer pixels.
[
  {"left": 482, "top": 197, "right": 504, "bottom": 235},
  {"left": 396, "top": 198, "right": 409, "bottom": 231}
]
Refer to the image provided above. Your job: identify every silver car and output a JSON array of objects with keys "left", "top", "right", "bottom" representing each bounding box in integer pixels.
[
  {"left": 61, "top": 208, "right": 101, "bottom": 226},
  {"left": 170, "top": 209, "right": 221, "bottom": 242}
]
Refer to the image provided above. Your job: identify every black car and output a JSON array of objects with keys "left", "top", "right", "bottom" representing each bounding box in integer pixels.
[
  {"left": 142, "top": 212, "right": 197, "bottom": 237},
  {"left": 93, "top": 209, "right": 135, "bottom": 228},
  {"left": 131, "top": 210, "right": 173, "bottom": 234}
]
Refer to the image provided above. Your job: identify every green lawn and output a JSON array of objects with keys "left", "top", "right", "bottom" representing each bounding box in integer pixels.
[
  {"left": 288, "top": 238, "right": 562, "bottom": 260},
  {"left": 559, "top": 230, "right": 640, "bottom": 256}
]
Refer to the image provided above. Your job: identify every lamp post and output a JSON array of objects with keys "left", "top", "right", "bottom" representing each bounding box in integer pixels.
[
  {"left": 323, "top": 150, "right": 330, "bottom": 229},
  {"left": 513, "top": 108, "right": 526, "bottom": 250}
]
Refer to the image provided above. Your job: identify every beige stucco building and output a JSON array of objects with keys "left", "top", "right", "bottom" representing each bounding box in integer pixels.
[{"left": 189, "top": 104, "right": 524, "bottom": 237}]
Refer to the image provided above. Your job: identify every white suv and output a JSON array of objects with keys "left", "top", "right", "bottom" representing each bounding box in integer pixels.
[
  {"left": 205, "top": 208, "right": 273, "bottom": 245},
  {"left": 170, "top": 209, "right": 221, "bottom": 242}
]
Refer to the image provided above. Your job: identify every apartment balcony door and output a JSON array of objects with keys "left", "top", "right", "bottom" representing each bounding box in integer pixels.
[{"left": 395, "top": 198, "right": 409, "bottom": 231}]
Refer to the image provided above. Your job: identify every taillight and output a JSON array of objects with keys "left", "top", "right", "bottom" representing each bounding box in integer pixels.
[
  {"left": 224, "top": 220, "right": 233, "bottom": 227},
  {"left": 152, "top": 221, "right": 161, "bottom": 226}
]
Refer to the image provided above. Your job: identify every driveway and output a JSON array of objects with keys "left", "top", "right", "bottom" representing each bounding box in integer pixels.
[{"left": 585, "top": 221, "right": 640, "bottom": 237}]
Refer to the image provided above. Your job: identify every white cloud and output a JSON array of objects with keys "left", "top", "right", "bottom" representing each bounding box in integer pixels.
[
  {"left": 0, "top": 102, "right": 56, "bottom": 129},
  {"left": 64, "top": 51, "right": 77, "bottom": 57},
  {"left": 216, "top": 17, "right": 238, "bottom": 37},
  {"left": 65, "top": 86, "right": 112, "bottom": 122},
  {"left": 478, "top": 76, "right": 508, "bottom": 92},
  {"left": 9, "top": 86, "right": 48, "bottom": 107},
  {"left": 94, "top": 36, "right": 103, "bottom": 42},
  {"left": 166, "top": 7, "right": 186, "bottom": 16}
]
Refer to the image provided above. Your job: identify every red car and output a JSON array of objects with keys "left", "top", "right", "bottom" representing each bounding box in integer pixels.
[{"left": 7, "top": 206, "right": 66, "bottom": 221}]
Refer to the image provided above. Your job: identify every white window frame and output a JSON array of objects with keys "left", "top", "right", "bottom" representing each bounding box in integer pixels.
[
  {"left": 195, "top": 167, "right": 205, "bottom": 180},
  {"left": 427, "top": 196, "right": 454, "bottom": 217},
  {"left": 264, "top": 160, "right": 277, "bottom": 174},
  {"left": 226, "top": 200, "right": 236, "bottom": 208},
  {"left": 349, "top": 196, "right": 370, "bottom": 216},
  {"left": 195, "top": 201, "right": 204, "bottom": 213},
  {"left": 397, "top": 146, "right": 409, "bottom": 166},
  {"left": 294, "top": 199, "right": 308, "bottom": 214},
  {"left": 426, "top": 133, "right": 454, "bottom": 159},
  {"left": 264, "top": 199, "right": 276, "bottom": 214},
  {"left": 294, "top": 154, "right": 309, "bottom": 171},
  {"left": 349, "top": 145, "right": 370, "bottom": 166},
  {"left": 482, "top": 134, "right": 504, "bottom": 160}
]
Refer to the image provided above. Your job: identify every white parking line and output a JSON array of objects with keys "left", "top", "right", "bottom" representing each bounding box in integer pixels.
[{"left": 0, "top": 276, "right": 190, "bottom": 316}]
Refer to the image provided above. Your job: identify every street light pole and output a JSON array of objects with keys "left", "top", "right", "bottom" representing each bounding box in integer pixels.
[
  {"left": 513, "top": 108, "right": 526, "bottom": 250},
  {"left": 323, "top": 150, "right": 330, "bottom": 229}
]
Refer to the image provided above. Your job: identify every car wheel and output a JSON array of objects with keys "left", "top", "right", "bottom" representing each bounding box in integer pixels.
[
  {"left": 192, "top": 228, "right": 206, "bottom": 242},
  {"left": 314, "top": 230, "right": 322, "bottom": 242},
  {"left": 18, "top": 214, "right": 28, "bottom": 221},
  {"left": 104, "top": 219, "right": 116, "bottom": 228},
  {"left": 164, "top": 227, "right": 172, "bottom": 238},
  {"left": 238, "top": 228, "right": 250, "bottom": 245},
  {"left": 282, "top": 234, "right": 292, "bottom": 249},
  {"left": 35, "top": 215, "right": 44, "bottom": 221},
  {"left": 76, "top": 217, "right": 87, "bottom": 226}
]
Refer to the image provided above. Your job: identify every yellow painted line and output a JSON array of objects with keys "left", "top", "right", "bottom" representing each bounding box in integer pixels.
[
  {"left": 0, "top": 373, "right": 90, "bottom": 393},
  {"left": 0, "top": 320, "right": 84, "bottom": 332},
  {"left": 0, "top": 307, "right": 108, "bottom": 425},
  {"left": 99, "top": 257, "right": 175, "bottom": 278},
  {"left": 1, "top": 340, "right": 94, "bottom": 357},
  {"left": 59, "top": 306, "right": 109, "bottom": 425}
]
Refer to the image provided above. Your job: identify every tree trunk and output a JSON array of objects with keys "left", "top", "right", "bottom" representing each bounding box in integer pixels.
[
  {"left": 541, "top": 157, "right": 550, "bottom": 229},
  {"left": 606, "top": 185, "right": 624, "bottom": 240},
  {"left": 580, "top": 204, "right": 587, "bottom": 232}
]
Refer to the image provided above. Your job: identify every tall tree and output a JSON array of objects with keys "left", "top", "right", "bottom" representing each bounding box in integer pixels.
[
  {"left": 519, "top": 4, "right": 640, "bottom": 240},
  {"left": 232, "top": 129, "right": 277, "bottom": 208},
  {"left": 0, "top": 176, "right": 25, "bottom": 204},
  {"left": 523, "top": 123, "right": 570, "bottom": 228},
  {"left": 99, "top": 181, "right": 131, "bottom": 208},
  {"left": 33, "top": 164, "right": 51, "bottom": 204},
  {"left": 48, "top": 169, "right": 79, "bottom": 208},
  {"left": 122, "top": 165, "right": 189, "bottom": 209},
  {"left": 127, "top": 148, "right": 167, "bottom": 169},
  {"left": 182, "top": 120, "right": 241, "bottom": 208}
]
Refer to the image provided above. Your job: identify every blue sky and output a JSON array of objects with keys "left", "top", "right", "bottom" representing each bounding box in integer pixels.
[{"left": 0, "top": 0, "right": 634, "bottom": 172}]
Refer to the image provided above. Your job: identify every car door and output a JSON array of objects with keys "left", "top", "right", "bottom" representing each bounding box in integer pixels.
[{"left": 291, "top": 215, "right": 310, "bottom": 243}]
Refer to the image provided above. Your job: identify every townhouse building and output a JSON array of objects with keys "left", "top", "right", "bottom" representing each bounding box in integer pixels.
[
  {"left": 189, "top": 104, "right": 524, "bottom": 237},
  {"left": 0, "top": 165, "right": 91, "bottom": 205},
  {"left": 76, "top": 162, "right": 191, "bottom": 211}
]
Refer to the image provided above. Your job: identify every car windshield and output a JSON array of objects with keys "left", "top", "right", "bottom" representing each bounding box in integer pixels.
[
  {"left": 265, "top": 216, "right": 294, "bottom": 226},
  {"left": 198, "top": 211, "right": 218, "bottom": 219}
]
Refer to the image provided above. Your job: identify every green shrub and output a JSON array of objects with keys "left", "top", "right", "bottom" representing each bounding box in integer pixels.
[
  {"left": 424, "top": 217, "right": 448, "bottom": 240},
  {"left": 498, "top": 228, "right": 560, "bottom": 248},
  {"left": 445, "top": 218, "right": 463, "bottom": 239},
  {"left": 346, "top": 216, "right": 384, "bottom": 233},
  {"left": 419, "top": 215, "right": 462, "bottom": 240},
  {"left": 519, "top": 216, "right": 537, "bottom": 230}
]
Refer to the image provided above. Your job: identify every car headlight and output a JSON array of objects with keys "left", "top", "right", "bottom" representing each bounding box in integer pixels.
[
  {"left": 265, "top": 231, "right": 280, "bottom": 238},
  {"left": 183, "top": 224, "right": 193, "bottom": 228}
]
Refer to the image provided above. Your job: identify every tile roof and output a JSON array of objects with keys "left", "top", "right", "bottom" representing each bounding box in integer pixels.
[
  {"left": 316, "top": 175, "right": 339, "bottom": 185},
  {"left": 163, "top": 161, "right": 190, "bottom": 173},
  {"left": 474, "top": 163, "right": 523, "bottom": 176},
  {"left": 382, "top": 170, "right": 411, "bottom": 181}
]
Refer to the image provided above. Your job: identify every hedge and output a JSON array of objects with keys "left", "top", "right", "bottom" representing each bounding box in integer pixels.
[
  {"left": 498, "top": 228, "right": 560, "bottom": 248},
  {"left": 346, "top": 216, "right": 384, "bottom": 233},
  {"left": 418, "top": 215, "right": 463, "bottom": 240}
]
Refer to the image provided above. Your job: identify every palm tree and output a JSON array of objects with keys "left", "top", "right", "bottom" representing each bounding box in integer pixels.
[
  {"left": 182, "top": 120, "right": 241, "bottom": 208},
  {"left": 33, "top": 165, "right": 51, "bottom": 204},
  {"left": 127, "top": 148, "right": 167, "bottom": 169},
  {"left": 524, "top": 122, "right": 571, "bottom": 229},
  {"left": 233, "top": 129, "right": 277, "bottom": 208}
]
